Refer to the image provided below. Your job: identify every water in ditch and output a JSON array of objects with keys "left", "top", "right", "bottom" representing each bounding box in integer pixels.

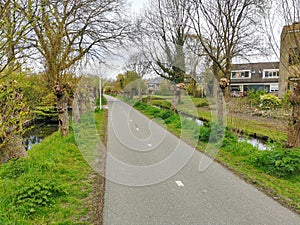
[{"left": 23, "top": 123, "right": 59, "bottom": 150}]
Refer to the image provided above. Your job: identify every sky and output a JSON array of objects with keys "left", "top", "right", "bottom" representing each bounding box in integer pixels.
[
  {"left": 130, "top": 0, "right": 148, "bottom": 13},
  {"left": 97, "top": 0, "right": 149, "bottom": 80},
  {"left": 98, "top": 0, "right": 282, "bottom": 80}
]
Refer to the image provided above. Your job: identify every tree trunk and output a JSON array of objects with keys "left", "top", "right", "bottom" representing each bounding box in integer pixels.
[
  {"left": 217, "top": 88, "right": 225, "bottom": 126},
  {"left": 0, "top": 134, "right": 28, "bottom": 164},
  {"left": 73, "top": 95, "right": 80, "bottom": 124},
  {"left": 138, "top": 89, "right": 143, "bottom": 102},
  {"left": 88, "top": 88, "right": 95, "bottom": 112},
  {"left": 173, "top": 85, "right": 182, "bottom": 109},
  {"left": 147, "top": 88, "right": 153, "bottom": 105},
  {"left": 79, "top": 92, "right": 87, "bottom": 115},
  {"left": 287, "top": 86, "right": 300, "bottom": 148},
  {"left": 57, "top": 93, "right": 69, "bottom": 137},
  {"left": 218, "top": 78, "right": 230, "bottom": 126}
]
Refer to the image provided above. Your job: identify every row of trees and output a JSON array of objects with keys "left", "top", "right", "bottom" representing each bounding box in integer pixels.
[
  {"left": 0, "top": 0, "right": 130, "bottom": 162},
  {"left": 124, "top": 0, "right": 300, "bottom": 148},
  {"left": 1, "top": 0, "right": 299, "bottom": 162}
]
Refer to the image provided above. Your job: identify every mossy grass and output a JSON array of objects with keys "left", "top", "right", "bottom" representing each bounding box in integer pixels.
[{"left": 0, "top": 110, "right": 107, "bottom": 224}]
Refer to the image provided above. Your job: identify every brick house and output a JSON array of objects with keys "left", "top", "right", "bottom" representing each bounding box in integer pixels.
[
  {"left": 278, "top": 22, "right": 300, "bottom": 98},
  {"left": 230, "top": 62, "right": 279, "bottom": 97}
]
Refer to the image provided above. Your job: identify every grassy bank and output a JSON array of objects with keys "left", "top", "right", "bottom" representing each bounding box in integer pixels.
[
  {"left": 0, "top": 110, "right": 107, "bottom": 225},
  {"left": 148, "top": 96, "right": 287, "bottom": 142},
  {"left": 131, "top": 100, "right": 300, "bottom": 214}
]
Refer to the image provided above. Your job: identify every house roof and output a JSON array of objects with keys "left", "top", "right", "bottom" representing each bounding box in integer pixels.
[
  {"left": 232, "top": 62, "right": 279, "bottom": 71},
  {"left": 231, "top": 62, "right": 280, "bottom": 84}
]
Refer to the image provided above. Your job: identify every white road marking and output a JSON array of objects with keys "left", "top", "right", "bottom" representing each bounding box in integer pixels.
[
  {"left": 175, "top": 181, "right": 184, "bottom": 187},
  {"left": 136, "top": 128, "right": 140, "bottom": 131},
  {"left": 130, "top": 119, "right": 133, "bottom": 122},
  {"left": 147, "top": 143, "right": 152, "bottom": 147}
]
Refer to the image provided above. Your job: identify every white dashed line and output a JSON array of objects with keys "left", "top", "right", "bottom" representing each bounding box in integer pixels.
[
  {"left": 147, "top": 143, "right": 153, "bottom": 147},
  {"left": 136, "top": 128, "right": 140, "bottom": 131},
  {"left": 175, "top": 181, "right": 184, "bottom": 187}
]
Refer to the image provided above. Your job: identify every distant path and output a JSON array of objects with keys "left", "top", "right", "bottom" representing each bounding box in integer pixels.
[{"left": 103, "top": 96, "right": 300, "bottom": 225}]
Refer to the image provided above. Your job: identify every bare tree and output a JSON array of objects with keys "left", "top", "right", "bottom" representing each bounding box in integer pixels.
[
  {"left": 19, "top": 0, "right": 129, "bottom": 136},
  {"left": 189, "top": 0, "right": 266, "bottom": 123},
  {"left": 137, "top": 0, "right": 194, "bottom": 106},
  {"left": 125, "top": 52, "right": 151, "bottom": 101}
]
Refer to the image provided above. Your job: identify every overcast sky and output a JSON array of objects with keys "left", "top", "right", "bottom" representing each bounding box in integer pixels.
[
  {"left": 130, "top": 0, "right": 148, "bottom": 13},
  {"left": 98, "top": 0, "right": 280, "bottom": 80}
]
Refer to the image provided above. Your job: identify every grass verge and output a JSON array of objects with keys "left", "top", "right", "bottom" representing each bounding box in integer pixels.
[
  {"left": 130, "top": 100, "right": 300, "bottom": 214},
  {"left": 0, "top": 110, "right": 107, "bottom": 225}
]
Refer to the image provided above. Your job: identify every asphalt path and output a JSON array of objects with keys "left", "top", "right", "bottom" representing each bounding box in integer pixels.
[{"left": 103, "top": 96, "right": 300, "bottom": 225}]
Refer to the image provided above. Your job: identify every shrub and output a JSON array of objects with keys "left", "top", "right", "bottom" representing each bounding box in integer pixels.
[
  {"left": 133, "top": 101, "right": 147, "bottom": 110},
  {"left": 198, "top": 126, "right": 211, "bottom": 142},
  {"left": 252, "top": 148, "right": 300, "bottom": 178},
  {"left": 198, "top": 123, "right": 226, "bottom": 144},
  {"left": 259, "top": 94, "right": 281, "bottom": 110},
  {"left": 159, "top": 110, "right": 174, "bottom": 120},
  {"left": 248, "top": 89, "right": 266, "bottom": 105}
]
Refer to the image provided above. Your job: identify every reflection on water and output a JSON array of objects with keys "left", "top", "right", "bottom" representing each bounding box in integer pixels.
[
  {"left": 184, "top": 115, "right": 204, "bottom": 127},
  {"left": 23, "top": 123, "right": 58, "bottom": 150},
  {"left": 238, "top": 136, "right": 271, "bottom": 151},
  {"left": 194, "top": 118, "right": 204, "bottom": 126}
]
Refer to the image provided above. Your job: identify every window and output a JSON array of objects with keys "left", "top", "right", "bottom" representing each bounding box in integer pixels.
[
  {"left": 270, "top": 83, "right": 279, "bottom": 92},
  {"left": 231, "top": 70, "right": 251, "bottom": 79},
  {"left": 230, "top": 85, "right": 242, "bottom": 92},
  {"left": 289, "top": 48, "right": 300, "bottom": 65},
  {"left": 263, "top": 70, "right": 279, "bottom": 79}
]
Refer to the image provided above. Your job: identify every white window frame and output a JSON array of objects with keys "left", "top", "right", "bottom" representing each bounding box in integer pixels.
[
  {"left": 270, "top": 83, "right": 279, "bottom": 92},
  {"left": 263, "top": 69, "right": 279, "bottom": 79},
  {"left": 231, "top": 70, "right": 251, "bottom": 79}
]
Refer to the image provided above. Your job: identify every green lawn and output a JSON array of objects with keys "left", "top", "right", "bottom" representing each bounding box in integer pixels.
[
  {"left": 0, "top": 110, "right": 107, "bottom": 225},
  {"left": 150, "top": 95, "right": 287, "bottom": 142}
]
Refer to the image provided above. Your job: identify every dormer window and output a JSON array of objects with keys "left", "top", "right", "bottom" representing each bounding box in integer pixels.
[
  {"left": 263, "top": 69, "right": 279, "bottom": 78},
  {"left": 231, "top": 70, "right": 251, "bottom": 79}
]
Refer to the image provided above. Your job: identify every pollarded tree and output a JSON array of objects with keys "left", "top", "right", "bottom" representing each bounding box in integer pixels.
[
  {"left": 125, "top": 53, "right": 151, "bottom": 101},
  {"left": 262, "top": 0, "right": 300, "bottom": 147},
  {"left": 272, "top": 0, "right": 300, "bottom": 147},
  {"left": 19, "top": 0, "right": 129, "bottom": 136},
  {"left": 0, "top": 80, "right": 28, "bottom": 163},
  {"left": 137, "top": 0, "right": 194, "bottom": 105},
  {"left": 189, "top": 0, "right": 266, "bottom": 95},
  {"left": 0, "top": 0, "right": 31, "bottom": 162},
  {"left": 189, "top": 0, "right": 266, "bottom": 123}
]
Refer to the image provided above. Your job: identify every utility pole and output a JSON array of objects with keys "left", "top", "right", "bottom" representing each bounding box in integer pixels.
[{"left": 99, "top": 75, "right": 102, "bottom": 110}]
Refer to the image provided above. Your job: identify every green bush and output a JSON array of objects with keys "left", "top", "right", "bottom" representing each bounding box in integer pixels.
[
  {"left": 159, "top": 110, "right": 174, "bottom": 120},
  {"left": 248, "top": 89, "right": 266, "bottom": 105},
  {"left": 133, "top": 101, "right": 147, "bottom": 110},
  {"left": 198, "top": 126, "right": 211, "bottom": 142},
  {"left": 252, "top": 148, "right": 300, "bottom": 178},
  {"left": 198, "top": 123, "right": 225, "bottom": 144},
  {"left": 259, "top": 94, "right": 281, "bottom": 110}
]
